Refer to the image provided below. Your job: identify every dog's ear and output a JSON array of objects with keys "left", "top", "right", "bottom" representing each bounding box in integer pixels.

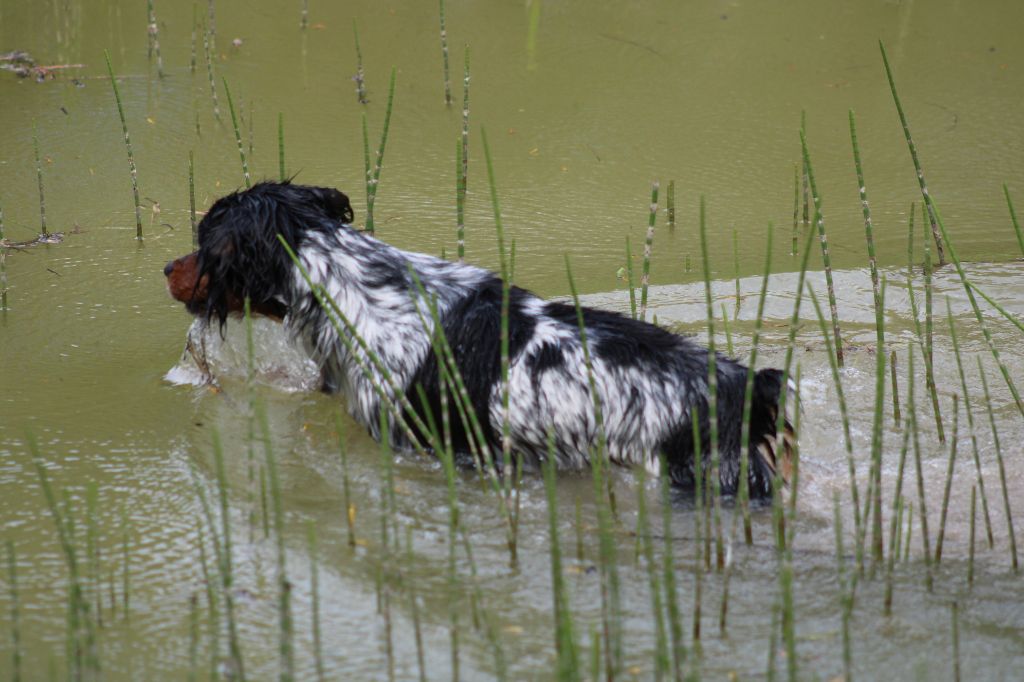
[{"left": 311, "top": 187, "right": 354, "bottom": 224}]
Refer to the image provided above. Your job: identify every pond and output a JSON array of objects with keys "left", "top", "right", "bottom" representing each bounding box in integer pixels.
[{"left": 1, "top": 0, "right": 1023, "bottom": 679}]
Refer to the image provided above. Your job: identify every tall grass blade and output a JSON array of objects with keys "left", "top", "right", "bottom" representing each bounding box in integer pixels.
[{"left": 879, "top": 41, "right": 946, "bottom": 265}]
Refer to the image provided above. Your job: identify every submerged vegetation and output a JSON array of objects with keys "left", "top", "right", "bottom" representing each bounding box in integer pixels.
[{"left": 2, "top": 2, "right": 1024, "bottom": 681}]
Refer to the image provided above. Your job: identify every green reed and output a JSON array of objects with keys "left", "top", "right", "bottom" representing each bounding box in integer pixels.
[
  {"left": 300, "top": 0, "right": 308, "bottom": 29},
  {"left": 148, "top": 0, "right": 164, "bottom": 78},
  {"left": 625, "top": 235, "right": 637, "bottom": 319},
  {"left": 331, "top": 415, "right": 356, "bottom": 548},
  {"left": 791, "top": 163, "right": 800, "bottom": 255},
  {"left": 732, "top": 229, "right": 741, "bottom": 316},
  {"left": 404, "top": 530, "right": 427, "bottom": 682},
  {"left": 210, "top": 432, "right": 247, "bottom": 680},
  {"left": 258, "top": 407, "right": 294, "bottom": 681},
  {"left": 833, "top": 493, "right": 853, "bottom": 681},
  {"left": 1, "top": 199, "right": 7, "bottom": 312},
  {"left": 879, "top": 41, "right": 946, "bottom": 266},
  {"left": 565, "top": 254, "right": 622, "bottom": 677},
  {"left": 146, "top": 0, "right": 155, "bottom": 56},
  {"left": 85, "top": 484, "right": 101, "bottom": 628},
  {"left": 481, "top": 127, "right": 518, "bottom": 557},
  {"left": 27, "top": 431, "right": 96, "bottom": 680},
  {"left": 7, "top": 540, "right": 21, "bottom": 682},
  {"left": 104, "top": 51, "right": 143, "bottom": 239},
  {"left": 773, "top": 205, "right": 820, "bottom": 553},
  {"left": 907, "top": 348, "right": 934, "bottom": 591},
  {"left": 189, "top": 151, "right": 197, "bottom": 248},
  {"left": 968, "top": 485, "right": 977, "bottom": 586},
  {"left": 667, "top": 180, "right": 676, "bottom": 231},
  {"left": 947, "top": 296, "right": 996, "bottom": 548},
  {"left": 863, "top": 277, "right": 889, "bottom": 570},
  {"left": 457, "top": 47, "right": 470, "bottom": 259},
  {"left": 352, "top": 21, "right": 368, "bottom": 104},
  {"left": 278, "top": 113, "right": 286, "bottom": 180},
  {"left": 364, "top": 68, "right": 397, "bottom": 235},
  {"left": 807, "top": 283, "right": 862, "bottom": 567},
  {"left": 376, "top": 413, "right": 396, "bottom": 682},
  {"left": 280, "top": 237, "right": 435, "bottom": 454},
  {"left": 195, "top": 521, "right": 221, "bottom": 681},
  {"left": 439, "top": 0, "right": 452, "bottom": 104},
  {"left": 698, "top": 195, "right": 724, "bottom": 569},
  {"left": 977, "top": 356, "right": 1018, "bottom": 571},
  {"left": 32, "top": 130, "right": 47, "bottom": 236},
  {"left": 736, "top": 223, "right": 775, "bottom": 545},
  {"left": 636, "top": 464, "right": 669, "bottom": 680},
  {"left": 1004, "top": 184, "right": 1024, "bottom": 256},
  {"left": 305, "top": 521, "right": 324, "bottom": 682},
  {"left": 639, "top": 181, "right": 660, "bottom": 322},
  {"left": 890, "top": 350, "right": 901, "bottom": 424},
  {"left": 543, "top": 434, "right": 581, "bottom": 681},
  {"left": 691, "top": 422, "right": 705, "bottom": 654},
  {"left": 658, "top": 455, "right": 686, "bottom": 680},
  {"left": 246, "top": 101, "right": 255, "bottom": 162},
  {"left": 190, "top": 4, "right": 197, "bottom": 74},
  {"left": 920, "top": 216, "right": 946, "bottom": 443},
  {"left": 933, "top": 200, "right": 1024, "bottom": 419},
  {"left": 964, "top": 280, "right": 1024, "bottom": 335},
  {"left": 766, "top": 598, "right": 779, "bottom": 682},
  {"left": 893, "top": 494, "right": 904, "bottom": 562},
  {"left": 222, "top": 78, "right": 251, "bottom": 188},
  {"left": 801, "top": 128, "right": 843, "bottom": 367},
  {"left": 951, "top": 600, "right": 961, "bottom": 682},
  {"left": 408, "top": 269, "right": 516, "bottom": 539},
  {"left": 206, "top": 0, "right": 217, "bottom": 53},
  {"left": 903, "top": 502, "right": 913, "bottom": 563},
  {"left": 935, "top": 394, "right": 960, "bottom": 563},
  {"left": 188, "top": 592, "right": 198, "bottom": 682},
  {"left": 120, "top": 507, "right": 130, "bottom": 616},
  {"left": 720, "top": 304, "right": 734, "bottom": 357},
  {"left": 884, "top": 424, "right": 911, "bottom": 616},
  {"left": 202, "top": 28, "right": 220, "bottom": 121}
]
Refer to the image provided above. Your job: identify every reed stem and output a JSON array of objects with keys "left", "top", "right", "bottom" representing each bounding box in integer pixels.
[
  {"left": 189, "top": 151, "right": 197, "bottom": 248},
  {"left": 977, "top": 356, "right": 1018, "bottom": 571},
  {"left": 439, "top": 0, "right": 452, "bottom": 105},
  {"left": 33, "top": 130, "right": 47, "bottom": 236},
  {"left": 278, "top": 113, "right": 286, "bottom": 181},
  {"left": 365, "top": 67, "right": 397, "bottom": 235},
  {"left": 202, "top": 27, "right": 220, "bottom": 121},
  {"left": 222, "top": 78, "right": 251, "bottom": 188},
  {"left": 935, "top": 394, "right": 960, "bottom": 564},
  {"left": 1004, "top": 184, "right": 1024, "bottom": 257},
  {"left": 907, "top": 348, "right": 934, "bottom": 590},
  {"left": 694, "top": 196, "right": 724, "bottom": 570},
  {"left": 738, "top": 223, "right": 775, "bottom": 545},
  {"left": 879, "top": 41, "right": 946, "bottom": 265},
  {"left": 640, "top": 181, "right": 660, "bottom": 322},
  {"left": 6, "top": 540, "right": 21, "bottom": 682},
  {"left": 947, "top": 298, "right": 996, "bottom": 547},
  {"left": 353, "top": 21, "right": 368, "bottom": 104},
  {"left": 667, "top": 180, "right": 675, "bottom": 231},
  {"left": 801, "top": 128, "right": 843, "bottom": 366},
  {"left": 104, "top": 51, "right": 143, "bottom": 239}
]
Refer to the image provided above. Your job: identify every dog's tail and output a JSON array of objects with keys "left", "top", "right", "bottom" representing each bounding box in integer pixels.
[{"left": 747, "top": 368, "right": 796, "bottom": 494}]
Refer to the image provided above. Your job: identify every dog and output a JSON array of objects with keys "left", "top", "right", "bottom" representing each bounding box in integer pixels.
[{"left": 165, "top": 181, "right": 793, "bottom": 496}]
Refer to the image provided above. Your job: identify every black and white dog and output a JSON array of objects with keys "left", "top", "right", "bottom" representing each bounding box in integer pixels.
[{"left": 165, "top": 181, "right": 793, "bottom": 496}]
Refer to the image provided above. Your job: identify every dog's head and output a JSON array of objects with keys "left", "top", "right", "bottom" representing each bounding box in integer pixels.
[{"left": 164, "top": 181, "right": 354, "bottom": 326}]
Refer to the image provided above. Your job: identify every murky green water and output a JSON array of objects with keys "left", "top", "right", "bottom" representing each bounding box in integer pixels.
[{"left": 2, "top": 0, "right": 1024, "bottom": 679}]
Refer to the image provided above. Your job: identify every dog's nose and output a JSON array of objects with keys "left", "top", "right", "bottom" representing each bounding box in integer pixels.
[{"left": 163, "top": 260, "right": 175, "bottom": 277}]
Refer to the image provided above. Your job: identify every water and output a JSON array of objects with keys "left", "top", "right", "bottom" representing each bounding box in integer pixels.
[{"left": 2, "top": 0, "right": 1024, "bottom": 678}]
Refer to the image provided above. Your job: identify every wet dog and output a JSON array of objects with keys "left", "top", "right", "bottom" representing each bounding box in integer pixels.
[{"left": 165, "top": 181, "right": 793, "bottom": 495}]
